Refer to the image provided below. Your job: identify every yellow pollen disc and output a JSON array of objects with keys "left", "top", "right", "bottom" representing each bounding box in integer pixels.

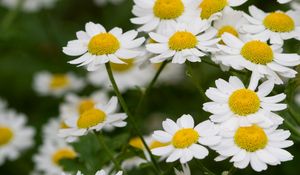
[
  {"left": 78, "top": 99, "right": 95, "bottom": 114},
  {"left": 150, "top": 141, "right": 170, "bottom": 149},
  {"left": 199, "top": 0, "right": 227, "bottom": 19},
  {"left": 110, "top": 59, "right": 135, "bottom": 72},
  {"left": 0, "top": 127, "right": 14, "bottom": 146},
  {"left": 229, "top": 89, "right": 260, "bottom": 116},
  {"left": 129, "top": 137, "right": 144, "bottom": 150},
  {"left": 263, "top": 12, "right": 295, "bottom": 33},
  {"left": 60, "top": 121, "right": 70, "bottom": 129},
  {"left": 217, "top": 25, "right": 239, "bottom": 44},
  {"left": 50, "top": 74, "right": 70, "bottom": 90},
  {"left": 153, "top": 0, "right": 184, "bottom": 19},
  {"left": 77, "top": 108, "right": 106, "bottom": 129},
  {"left": 52, "top": 148, "right": 76, "bottom": 165},
  {"left": 172, "top": 128, "right": 199, "bottom": 148},
  {"left": 169, "top": 31, "right": 197, "bottom": 51},
  {"left": 234, "top": 125, "right": 268, "bottom": 152},
  {"left": 241, "top": 41, "right": 274, "bottom": 65},
  {"left": 88, "top": 33, "right": 120, "bottom": 55}
]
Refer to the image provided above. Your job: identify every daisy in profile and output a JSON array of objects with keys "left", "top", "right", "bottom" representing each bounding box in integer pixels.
[
  {"left": 174, "top": 164, "right": 191, "bottom": 175},
  {"left": 203, "top": 76, "right": 286, "bottom": 129},
  {"left": 194, "top": 0, "right": 246, "bottom": 22},
  {"left": 146, "top": 20, "right": 219, "bottom": 64},
  {"left": 0, "top": 110, "right": 35, "bottom": 165},
  {"left": 88, "top": 58, "right": 153, "bottom": 92},
  {"left": 0, "top": 0, "right": 57, "bottom": 12},
  {"left": 241, "top": 6, "right": 300, "bottom": 45},
  {"left": 33, "top": 71, "right": 84, "bottom": 97},
  {"left": 33, "top": 139, "right": 77, "bottom": 175},
  {"left": 216, "top": 33, "right": 300, "bottom": 84},
  {"left": 94, "top": 0, "right": 124, "bottom": 6},
  {"left": 151, "top": 114, "right": 220, "bottom": 163},
  {"left": 130, "top": 0, "right": 198, "bottom": 32},
  {"left": 63, "top": 22, "right": 145, "bottom": 71},
  {"left": 58, "top": 97, "right": 127, "bottom": 142},
  {"left": 214, "top": 125, "right": 293, "bottom": 172}
]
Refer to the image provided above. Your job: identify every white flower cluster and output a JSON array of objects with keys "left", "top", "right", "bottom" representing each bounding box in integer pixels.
[{"left": 0, "top": 0, "right": 58, "bottom": 12}]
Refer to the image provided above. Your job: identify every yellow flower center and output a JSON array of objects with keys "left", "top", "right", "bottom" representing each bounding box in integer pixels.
[
  {"left": 50, "top": 74, "right": 70, "bottom": 90},
  {"left": 78, "top": 99, "right": 95, "bottom": 114},
  {"left": 172, "top": 128, "right": 199, "bottom": 148},
  {"left": 153, "top": 0, "right": 184, "bottom": 19},
  {"left": 88, "top": 33, "right": 120, "bottom": 55},
  {"left": 263, "top": 12, "right": 295, "bottom": 33},
  {"left": 150, "top": 141, "right": 170, "bottom": 149},
  {"left": 241, "top": 41, "right": 274, "bottom": 65},
  {"left": 0, "top": 127, "right": 14, "bottom": 146},
  {"left": 77, "top": 109, "right": 106, "bottom": 128},
  {"left": 217, "top": 25, "right": 239, "bottom": 44},
  {"left": 110, "top": 59, "right": 135, "bottom": 72},
  {"left": 229, "top": 89, "right": 260, "bottom": 116},
  {"left": 199, "top": 0, "right": 227, "bottom": 19},
  {"left": 129, "top": 137, "right": 144, "bottom": 150},
  {"left": 234, "top": 125, "right": 268, "bottom": 152},
  {"left": 169, "top": 31, "right": 197, "bottom": 51},
  {"left": 52, "top": 148, "right": 77, "bottom": 165}
]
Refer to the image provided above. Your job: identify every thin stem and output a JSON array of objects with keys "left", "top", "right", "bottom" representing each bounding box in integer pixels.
[
  {"left": 135, "top": 61, "right": 168, "bottom": 116},
  {"left": 105, "top": 63, "right": 162, "bottom": 174},
  {"left": 284, "top": 119, "right": 300, "bottom": 137},
  {"left": 227, "top": 166, "right": 237, "bottom": 175},
  {"left": 95, "top": 132, "right": 122, "bottom": 171},
  {"left": 196, "top": 160, "right": 216, "bottom": 175},
  {"left": 288, "top": 105, "right": 300, "bottom": 126},
  {"left": 185, "top": 62, "right": 207, "bottom": 102}
]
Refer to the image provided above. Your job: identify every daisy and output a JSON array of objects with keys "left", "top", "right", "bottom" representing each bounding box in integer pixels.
[
  {"left": 65, "top": 170, "right": 122, "bottom": 175},
  {"left": 151, "top": 114, "right": 220, "bottom": 163},
  {"left": 0, "top": 109, "right": 35, "bottom": 165},
  {"left": 241, "top": 6, "right": 300, "bottom": 45},
  {"left": 33, "top": 139, "right": 77, "bottom": 175},
  {"left": 94, "top": 0, "right": 124, "bottom": 6},
  {"left": 214, "top": 125, "right": 294, "bottom": 172},
  {"left": 33, "top": 71, "right": 84, "bottom": 97},
  {"left": 58, "top": 97, "right": 127, "bottom": 142},
  {"left": 216, "top": 33, "right": 300, "bottom": 84},
  {"left": 0, "top": 0, "right": 57, "bottom": 12},
  {"left": 87, "top": 58, "right": 153, "bottom": 92},
  {"left": 174, "top": 164, "right": 191, "bottom": 175},
  {"left": 130, "top": 0, "right": 198, "bottom": 32},
  {"left": 203, "top": 76, "right": 286, "bottom": 129},
  {"left": 146, "top": 20, "right": 219, "bottom": 64},
  {"left": 63, "top": 22, "right": 145, "bottom": 71},
  {"left": 277, "top": 0, "right": 293, "bottom": 4},
  {"left": 194, "top": 0, "right": 247, "bottom": 22}
]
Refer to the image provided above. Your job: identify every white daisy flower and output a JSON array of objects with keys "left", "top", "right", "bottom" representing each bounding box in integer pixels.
[
  {"left": 33, "top": 71, "right": 84, "bottom": 97},
  {"left": 64, "top": 170, "right": 122, "bottom": 175},
  {"left": 94, "top": 0, "right": 124, "bottom": 6},
  {"left": 88, "top": 58, "right": 153, "bottom": 92},
  {"left": 174, "top": 164, "right": 191, "bottom": 175},
  {"left": 214, "top": 125, "right": 294, "bottom": 172},
  {"left": 58, "top": 96, "right": 127, "bottom": 142},
  {"left": 241, "top": 6, "right": 300, "bottom": 45},
  {"left": 216, "top": 33, "right": 300, "bottom": 84},
  {"left": 63, "top": 22, "right": 145, "bottom": 71},
  {"left": 0, "top": 0, "right": 57, "bottom": 12},
  {"left": 203, "top": 76, "right": 286, "bottom": 129},
  {"left": 121, "top": 156, "right": 147, "bottom": 170},
  {"left": 130, "top": 0, "right": 198, "bottom": 32},
  {"left": 33, "top": 139, "right": 77, "bottom": 175},
  {"left": 0, "top": 110, "right": 35, "bottom": 165},
  {"left": 193, "top": 0, "right": 247, "bottom": 22},
  {"left": 151, "top": 114, "right": 220, "bottom": 164},
  {"left": 60, "top": 91, "right": 108, "bottom": 120},
  {"left": 146, "top": 20, "right": 219, "bottom": 64}
]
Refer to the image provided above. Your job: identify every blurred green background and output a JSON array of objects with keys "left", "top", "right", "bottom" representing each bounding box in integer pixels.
[{"left": 0, "top": 0, "right": 300, "bottom": 174}]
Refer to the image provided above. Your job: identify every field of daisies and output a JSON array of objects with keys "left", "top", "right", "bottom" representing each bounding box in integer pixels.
[{"left": 1, "top": 0, "right": 300, "bottom": 174}]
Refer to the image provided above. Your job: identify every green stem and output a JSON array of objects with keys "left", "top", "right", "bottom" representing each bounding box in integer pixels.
[
  {"left": 284, "top": 119, "right": 300, "bottom": 137},
  {"left": 288, "top": 105, "right": 300, "bottom": 126},
  {"left": 185, "top": 62, "right": 207, "bottom": 102},
  {"left": 95, "top": 132, "right": 123, "bottom": 171},
  {"left": 105, "top": 63, "right": 162, "bottom": 174},
  {"left": 227, "top": 166, "right": 237, "bottom": 175},
  {"left": 135, "top": 61, "right": 168, "bottom": 116},
  {"left": 196, "top": 160, "right": 216, "bottom": 175}
]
